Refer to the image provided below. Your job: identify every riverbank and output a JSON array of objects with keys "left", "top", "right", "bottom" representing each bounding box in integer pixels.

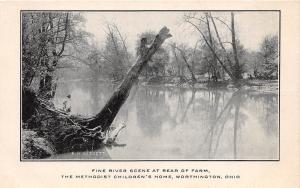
[
  {"left": 59, "top": 76, "right": 279, "bottom": 93},
  {"left": 139, "top": 77, "right": 278, "bottom": 93}
]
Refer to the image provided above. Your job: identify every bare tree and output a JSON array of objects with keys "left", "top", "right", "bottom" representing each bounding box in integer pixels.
[
  {"left": 183, "top": 13, "right": 237, "bottom": 81},
  {"left": 100, "top": 23, "right": 132, "bottom": 82},
  {"left": 170, "top": 43, "right": 185, "bottom": 81},
  {"left": 205, "top": 13, "right": 219, "bottom": 82},
  {"left": 170, "top": 43, "right": 197, "bottom": 84},
  {"left": 209, "top": 12, "right": 234, "bottom": 70},
  {"left": 231, "top": 12, "right": 242, "bottom": 79}
]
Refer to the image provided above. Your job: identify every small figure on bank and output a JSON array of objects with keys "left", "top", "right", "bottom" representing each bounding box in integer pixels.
[{"left": 62, "top": 94, "right": 71, "bottom": 113}]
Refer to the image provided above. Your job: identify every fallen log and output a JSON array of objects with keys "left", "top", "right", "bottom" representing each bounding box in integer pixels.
[
  {"left": 22, "top": 27, "right": 172, "bottom": 157},
  {"left": 80, "top": 26, "right": 172, "bottom": 131}
]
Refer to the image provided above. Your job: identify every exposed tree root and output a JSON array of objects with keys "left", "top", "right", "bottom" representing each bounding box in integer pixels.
[{"left": 22, "top": 27, "right": 172, "bottom": 159}]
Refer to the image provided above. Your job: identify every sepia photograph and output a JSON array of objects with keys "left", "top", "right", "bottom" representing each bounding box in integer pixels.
[{"left": 21, "top": 10, "right": 279, "bottom": 160}]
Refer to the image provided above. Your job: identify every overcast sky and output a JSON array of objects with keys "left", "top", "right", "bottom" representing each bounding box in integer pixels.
[{"left": 83, "top": 11, "right": 279, "bottom": 53}]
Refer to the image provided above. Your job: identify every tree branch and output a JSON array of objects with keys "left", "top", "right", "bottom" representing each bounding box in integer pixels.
[
  {"left": 184, "top": 19, "right": 236, "bottom": 81},
  {"left": 57, "top": 13, "right": 69, "bottom": 57}
]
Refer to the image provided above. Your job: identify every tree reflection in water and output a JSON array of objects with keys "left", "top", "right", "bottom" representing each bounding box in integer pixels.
[
  {"left": 136, "top": 86, "right": 171, "bottom": 137},
  {"left": 200, "top": 89, "right": 277, "bottom": 159},
  {"left": 53, "top": 81, "right": 278, "bottom": 160}
]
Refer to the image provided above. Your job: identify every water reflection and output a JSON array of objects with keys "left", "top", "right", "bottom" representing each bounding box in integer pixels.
[
  {"left": 53, "top": 81, "right": 279, "bottom": 160},
  {"left": 136, "top": 87, "right": 171, "bottom": 137}
]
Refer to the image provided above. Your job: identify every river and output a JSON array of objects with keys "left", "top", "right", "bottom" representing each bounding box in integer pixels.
[{"left": 50, "top": 80, "right": 279, "bottom": 160}]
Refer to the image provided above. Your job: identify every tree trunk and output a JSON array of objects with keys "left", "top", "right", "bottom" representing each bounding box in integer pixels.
[
  {"left": 39, "top": 72, "right": 56, "bottom": 100},
  {"left": 38, "top": 13, "right": 69, "bottom": 100},
  {"left": 22, "top": 87, "right": 39, "bottom": 122},
  {"left": 206, "top": 13, "right": 218, "bottom": 82},
  {"left": 179, "top": 51, "right": 197, "bottom": 83},
  {"left": 81, "top": 27, "right": 172, "bottom": 131},
  {"left": 231, "top": 12, "right": 242, "bottom": 79},
  {"left": 209, "top": 13, "right": 234, "bottom": 71},
  {"left": 172, "top": 44, "right": 196, "bottom": 84},
  {"left": 23, "top": 68, "right": 35, "bottom": 88},
  {"left": 185, "top": 19, "right": 237, "bottom": 81}
]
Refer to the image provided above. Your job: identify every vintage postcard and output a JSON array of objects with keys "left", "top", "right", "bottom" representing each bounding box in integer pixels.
[
  {"left": 0, "top": 1, "right": 299, "bottom": 188},
  {"left": 20, "top": 10, "right": 279, "bottom": 161}
]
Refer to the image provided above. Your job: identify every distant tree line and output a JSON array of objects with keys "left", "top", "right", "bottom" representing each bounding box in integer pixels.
[{"left": 22, "top": 11, "right": 279, "bottom": 101}]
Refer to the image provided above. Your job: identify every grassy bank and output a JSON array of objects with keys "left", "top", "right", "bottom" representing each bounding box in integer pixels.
[{"left": 139, "top": 76, "right": 278, "bottom": 92}]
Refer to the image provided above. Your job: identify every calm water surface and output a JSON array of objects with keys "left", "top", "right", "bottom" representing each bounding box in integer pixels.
[{"left": 51, "top": 80, "right": 278, "bottom": 160}]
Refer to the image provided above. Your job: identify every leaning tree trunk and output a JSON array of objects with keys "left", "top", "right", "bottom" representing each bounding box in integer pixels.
[
  {"left": 22, "top": 27, "right": 172, "bottom": 157},
  {"left": 206, "top": 13, "right": 218, "bottom": 82},
  {"left": 81, "top": 27, "right": 172, "bottom": 131},
  {"left": 209, "top": 13, "right": 234, "bottom": 71},
  {"left": 231, "top": 12, "right": 242, "bottom": 79},
  {"left": 185, "top": 19, "right": 237, "bottom": 82},
  {"left": 179, "top": 50, "right": 197, "bottom": 84}
]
